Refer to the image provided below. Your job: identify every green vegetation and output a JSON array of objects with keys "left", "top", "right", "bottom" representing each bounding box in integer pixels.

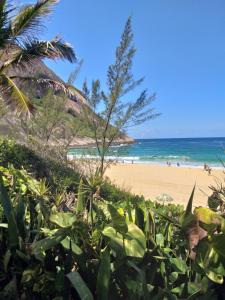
[
  {"left": 0, "top": 0, "right": 76, "bottom": 115},
  {"left": 0, "top": 1, "right": 225, "bottom": 299},
  {"left": 0, "top": 139, "right": 225, "bottom": 299},
  {"left": 20, "top": 90, "right": 91, "bottom": 162}
]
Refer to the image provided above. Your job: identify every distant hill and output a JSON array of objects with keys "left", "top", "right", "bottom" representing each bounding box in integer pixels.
[{"left": 0, "top": 58, "right": 134, "bottom": 145}]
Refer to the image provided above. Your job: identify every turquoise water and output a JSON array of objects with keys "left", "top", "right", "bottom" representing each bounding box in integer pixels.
[{"left": 68, "top": 137, "right": 225, "bottom": 168}]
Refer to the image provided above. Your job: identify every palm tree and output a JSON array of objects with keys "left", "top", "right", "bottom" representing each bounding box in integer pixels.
[{"left": 0, "top": 0, "right": 76, "bottom": 116}]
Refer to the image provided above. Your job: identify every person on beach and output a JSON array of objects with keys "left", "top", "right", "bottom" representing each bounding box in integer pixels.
[
  {"left": 177, "top": 162, "right": 180, "bottom": 167},
  {"left": 204, "top": 163, "right": 212, "bottom": 175}
]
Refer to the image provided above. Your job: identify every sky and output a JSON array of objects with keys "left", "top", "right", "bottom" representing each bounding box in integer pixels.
[{"left": 18, "top": 0, "right": 225, "bottom": 138}]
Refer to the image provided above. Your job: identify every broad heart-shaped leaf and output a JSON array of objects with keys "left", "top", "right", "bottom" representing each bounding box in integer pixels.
[
  {"left": 170, "top": 258, "right": 188, "bottom": 274},
  {"left": 96, "top": 247, "right": 111, "bottom": 300},
  {"left": 107, "top": 204, "right": 128, "bottom": 235},
  {"left": 103, "top": 222, "right": 146, "bottom": 258},
  {"left": 50, "top": 212, "right": 76, "bottom": 228},
  {"left": 67, "top": 271, "right": 94, "bottom": 300},
  {"left": 60, "top": 237, "right": 83, "bottom": 255}
]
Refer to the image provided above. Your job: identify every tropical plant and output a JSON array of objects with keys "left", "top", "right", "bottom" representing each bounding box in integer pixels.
[
  {"left": 0, "top": 0, "right": 76, "bottom": 115},
  {"left": 1, "top": 160, "right": 225, "bottom": 299}
]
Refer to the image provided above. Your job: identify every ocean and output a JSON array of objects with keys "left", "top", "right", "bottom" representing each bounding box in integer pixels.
[{"left": 68, "top": 137, "right": 225, "bottom": 168}]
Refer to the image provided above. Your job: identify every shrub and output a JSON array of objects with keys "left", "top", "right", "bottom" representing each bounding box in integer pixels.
[
  {"left": 0, "top": 167, "right": 225, "bottom": 299},
  {"left": 0, "top": 138, "right": 80, "bottom": 193}
]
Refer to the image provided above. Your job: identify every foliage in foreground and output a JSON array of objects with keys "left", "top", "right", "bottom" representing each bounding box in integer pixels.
[{"left": 0, "top": 143, "right": 225, "bottom": 299}]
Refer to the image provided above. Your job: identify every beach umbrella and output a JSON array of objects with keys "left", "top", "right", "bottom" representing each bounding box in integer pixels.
[{"left": 156, "top": 193, "right": 174, "bottom": 203}]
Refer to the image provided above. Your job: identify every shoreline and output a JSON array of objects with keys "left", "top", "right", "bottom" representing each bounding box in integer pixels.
[
  {"left": 67, "top": 155, "right": 224, "bottom": 170},
  {"left": 105, "top": 163, "right": 224, "bottom": 207}
]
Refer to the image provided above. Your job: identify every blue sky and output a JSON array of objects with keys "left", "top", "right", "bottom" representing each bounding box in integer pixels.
[{"left": 18, "top": 0, "right": 225, "bottom": 138}]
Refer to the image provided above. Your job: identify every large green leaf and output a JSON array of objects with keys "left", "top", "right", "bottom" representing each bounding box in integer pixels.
[
  {"left": 135, "top": 206, "right": 144, "bottom": 230},
  {"left": 170, "top": 258, "right": 188, "bottom": 274},
  {"left": 102, "top": 226, "right": 124, "bottom": 248},
  {"left": 194, "top": 207, "right": 222, "bottom": 225},
  {"left": 156, "top": 233, "right": 164, "bottom": 248},
  {"left": 103, "top": 222, "right": 146, "bottom": 258},
  {"left": 107, "top": 204, "right": 128, "bottom": 235},
  {"left": 76, "top": 178, "right": 85, "bottom": 214},
  {"left": 15, "top": 198, "right": 26, "bottom": 240},
  {"left": 145, "top": 209, "right": 155, "bottom": 238},
  {"left": 96, "top": 247, "right": 111, "bottom": 300},
  {"left": 8, "top": 211, "right": 19, "bottom": 250},
  {"left": 67, "top": 271, "right": 94, "bottom": 300},
  {"left": 50, "top": 212, "right": 76, "bottom": 228},
  {"left": 124, "top": 223, "right": 146, "bottom": 257},
  {"left": 211, "top": 234, "right": 225, "bottom": 259},
  {"left": 32, "top": 228, "right": 68, "bottom": 261},
  {"left": 206, "top": 270, "right": 223, "bottom": 284}
]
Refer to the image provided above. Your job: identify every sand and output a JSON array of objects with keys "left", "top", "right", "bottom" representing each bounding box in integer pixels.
[{"left": 105, "top": 164, "right": 224, "bottom": 207}]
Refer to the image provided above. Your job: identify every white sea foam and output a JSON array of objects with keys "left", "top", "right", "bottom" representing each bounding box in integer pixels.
[{"left": 67, "top": 153, "right": 223, "bottom": 169}]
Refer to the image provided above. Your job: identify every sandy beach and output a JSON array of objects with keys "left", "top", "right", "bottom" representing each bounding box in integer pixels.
[{"left": 105, "top": 164, "right": 224, "bottom": 207}]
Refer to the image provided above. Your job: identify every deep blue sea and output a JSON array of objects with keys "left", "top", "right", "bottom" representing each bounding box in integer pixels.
[{"left": 68, "top": 137, "right": 225, "bottom": 168}]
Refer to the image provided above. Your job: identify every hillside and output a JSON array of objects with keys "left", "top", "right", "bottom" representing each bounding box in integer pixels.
[{"left": 0, "top": 58, "right": 134, "bottom": 146}]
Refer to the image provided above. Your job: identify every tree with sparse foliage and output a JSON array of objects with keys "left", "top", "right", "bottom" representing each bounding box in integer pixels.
[
  {"left": 82, "top": 17, "right": 159, "bottom": 177},
  {"left": 20, "top": 90, "right": 83, "bottom": 161},
  {"left": 0, "top": 0, "right": 76, "bottom": 116}
]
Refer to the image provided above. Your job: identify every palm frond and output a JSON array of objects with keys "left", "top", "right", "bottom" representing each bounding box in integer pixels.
[
  {"left": 0, "top": 74, "right": 34, "bottom": 116},
  {"left": 11, "top": 0, "right": 58, "bottom": 40},
  {"left": 2, "top": 37, "right": 76, "bottom": 71},
  {"left": 35, "top": 78, "right": 76, "bottom": 98},
  {"left": 10, "top": 75, "right": 79, "bottom": 99},
  {"left": 0, "top": 0, "right": 8, "bottom": 27}
]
